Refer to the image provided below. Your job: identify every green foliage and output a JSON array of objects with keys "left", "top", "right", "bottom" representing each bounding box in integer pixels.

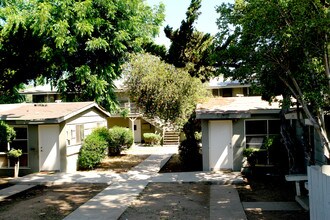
[
  {"left": 78, "top": 128, "right": 108, "bottom": 170},
  {"left": 143, "top": 133, "right": 162, "bottom": 145},
  {"left": 165, "top": 0, "right": 214, "bottom": 81},
  {"left": 0, "top": 121, "right": 16, "bottom": 147},
  {"left": 214, "top": 0, "right": 329, "bottom": 108},
  {"left": 179, "top": 138, "right": 202, "bottom": 169},
  {"left": 108, "top": 126, "right": 133, "bottom": 155},
  {"left": 0, "top": 84, "right": 25, "bottom": 104},
  {"left": 7, "top": 149, "right": 22, "bottom": 158},
  {"left": 242, "top": 148, "right": 259, "bottom": 158},
  {"left": 119, "top": 108, "right": 130, "bottom": 118},
  {"left": 214, "top": 0, "right": 330, "bottom": 159},
  {"left": 0, "top": 0, "right": 165, "bottom": 111},
  {"left": 124, "top": 53, "right": 210, "bottom": 129}
]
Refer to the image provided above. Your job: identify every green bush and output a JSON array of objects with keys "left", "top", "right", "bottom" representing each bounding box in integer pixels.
[
  {"left": 7, "top": 149, "right": 22, "bottom": 158},
  {"left": 179, "top": 138, "right": 202, "bottom": 170},
  {"left": 108, "top": 126, "right": 133, "bottom": 155},
  {"left": 143, "top": 133, "right": 162, "bottom": 145},
  {"left": 78, "top": 128, "right": 109, "bottom": 170}
]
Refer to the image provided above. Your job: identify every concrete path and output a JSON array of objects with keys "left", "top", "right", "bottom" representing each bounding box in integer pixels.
[{"left": 0, "top": 184, "right": 35, "bottom": 202}]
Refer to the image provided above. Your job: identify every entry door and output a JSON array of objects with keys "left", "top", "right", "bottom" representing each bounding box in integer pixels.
[
  {"left": 39, "top": 125, "right": 60, "bottom": 171},
  {"left": 209, "top": 120, "right": 233, "bottom": 170},
  {"left": 134, "top": 119, "right": 141, "bottom": 143}
]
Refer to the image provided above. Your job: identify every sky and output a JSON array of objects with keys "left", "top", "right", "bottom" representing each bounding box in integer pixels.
[{"left": 146, "top": 0, "right": 233, "bottom": 47}]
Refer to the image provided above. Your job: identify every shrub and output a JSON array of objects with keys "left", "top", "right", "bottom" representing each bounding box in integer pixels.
[
  {"left": 179, "top": 138, "right": 202, "bottom": 170},
  {"left": 0, "top": 121, "right": 16, "bottom": 146},
  {"left": 78, "top": 128, "right": 108, "bottom": 170},
  {"left": 7, "top": 149, "right": 22, "bottom": 158},
  {"left": 143, "top": 133, "right": 162, "bottom": 145},
  {"left": 108, "top": 126, "right": 133, "bottom": 155}
]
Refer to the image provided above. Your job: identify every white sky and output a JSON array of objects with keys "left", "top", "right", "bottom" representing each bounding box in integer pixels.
[{"left": 146, "top": 0, "right": 233, "bottom": 47}]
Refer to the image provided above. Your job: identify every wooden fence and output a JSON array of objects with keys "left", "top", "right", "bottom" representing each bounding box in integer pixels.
[{"left": 307, "top": 165, "right": 330, "bottom": 220}]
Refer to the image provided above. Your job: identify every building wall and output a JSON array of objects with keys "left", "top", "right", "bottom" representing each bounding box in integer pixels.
[
  {"left": 108, "top": 117, "right": 130, "bottom": 128},
  {"left": 64, "top": 108, "right": 108, "bottom": 172}
]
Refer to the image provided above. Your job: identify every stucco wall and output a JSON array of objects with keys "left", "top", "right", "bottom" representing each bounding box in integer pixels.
[{"left": 108, "top": 117, "right": 130, "bottom": 128}]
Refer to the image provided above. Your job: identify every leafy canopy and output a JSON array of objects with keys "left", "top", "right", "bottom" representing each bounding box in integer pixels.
[
  {"left": 214, "top": 0, "right": 330, "bottom": 157},
  {"left": 123, "top": 53, "right": 210, "bottom": 129},
  {"left": 0, "top": 0, "right": 165, "bottom": 111}
]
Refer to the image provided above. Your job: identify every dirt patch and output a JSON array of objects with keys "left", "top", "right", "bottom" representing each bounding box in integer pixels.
[
  {"left": 119, "top": 182, "right": 210, "bottom": 220},
  {"left": 245, "top": 210, "right": 309, "bottom": 220},
  {"left": 236, "top": 175, "right": 309, "bottom": 219},
  {"left": 87, "top": 154, "right": 149, "bottom": 173},
  {"left": 0, "top": 183, "right": 107, "bottom": 220},
  {"left": 235, "top": 175, "right": 296, "bottom": 202}
]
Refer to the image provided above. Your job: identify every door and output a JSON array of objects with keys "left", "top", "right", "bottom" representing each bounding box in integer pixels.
[
  {"left": 209, "top": 120, "right": 233, "bottom": 170},
  {"left": 39, "top": 125, "right": 60, "bottom": 171},
  {"left": 134, "top": 119, "right": 142, "bottom": 143}
]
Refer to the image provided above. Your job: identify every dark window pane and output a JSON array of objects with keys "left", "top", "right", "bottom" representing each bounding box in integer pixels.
[
  {"left": 0, "top": 143, "right": 7, "bottom": 152},
  {"left": 246, "top": 120, "right": 267, "bottom": 135},
  {"left": 11, "top": 140, "right": 28, "bottom": 153},
  {"left": 9, "top": 154, "right": 28, "bottom": 167},
  {"left": 14, "top": 127, "right": 27, "bottom": 139},
  {"left": 269, "top": 120, "right": 281, "bottom": 134}
]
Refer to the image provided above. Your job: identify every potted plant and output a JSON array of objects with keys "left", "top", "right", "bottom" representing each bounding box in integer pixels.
[{"left": 7, "top": 148, "right": 22, "bottom": 178}]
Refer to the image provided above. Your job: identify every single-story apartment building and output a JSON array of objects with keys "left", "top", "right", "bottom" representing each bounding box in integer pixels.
[
  {"left": 0, "top": 102, "right": 109, "bottom": 175},
  {"left": 196, "top": 96, "right": 327, "bottom": 172}
]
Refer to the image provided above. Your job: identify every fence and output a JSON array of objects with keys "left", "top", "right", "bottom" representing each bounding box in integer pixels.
[{"left": 307, "top": 165, "right": 330, "bottom": 220}]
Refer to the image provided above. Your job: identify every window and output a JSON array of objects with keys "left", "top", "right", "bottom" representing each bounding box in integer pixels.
[
  {"left": 0, "top": 126, "right": 28, "bottom": 168},
  {"left": 67, "top": 124, "right": 84, "bottom": 146},
  {"left": 245, "top": 120, "right": 280, "bottom": 149}
]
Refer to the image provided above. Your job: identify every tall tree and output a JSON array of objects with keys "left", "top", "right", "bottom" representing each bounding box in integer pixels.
[
  {"left": 165, "top": 0, "right": 214, "bottom": 81},
  {"left": 123, "top": 53, "right": 209, "bottom": 129},
  {"left": 214, "top": 0, "right": 330, "bottom": 169},
  {"left": 0, "top": 0, "right": 165, "bottom": 111}
]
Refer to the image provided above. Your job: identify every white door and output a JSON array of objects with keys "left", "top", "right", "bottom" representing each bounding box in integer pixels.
[
  {"left": 134, "top": 119, "right": 141, "bottom": 143},
  {"left": 209, "top": 120, "right": 233, "bottom": 170},
  {"left": 39, "top": 125, "right": 60, "bottom": 171}
]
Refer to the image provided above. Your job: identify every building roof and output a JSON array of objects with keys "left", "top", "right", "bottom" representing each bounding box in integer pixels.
[
  {"left": 208, "top": 76, "right": 250, "bottom": 89},
  {"left": 20, "top": 84, "right": 58, "bottom": 94},
  {"left": 196, "top": 96, "right": 281, "bottom": 119},
  {"left": 0, "top": 102, "right": 110, "bottom": 124}
]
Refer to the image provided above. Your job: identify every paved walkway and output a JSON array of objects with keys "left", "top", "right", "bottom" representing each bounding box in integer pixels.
[{"left": 2, "top": 145, "right": 303, "bottom": 219}]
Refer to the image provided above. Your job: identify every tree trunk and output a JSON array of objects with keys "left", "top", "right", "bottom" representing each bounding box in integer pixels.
[{"left": 280, "top": 107, "right": 305, "bottom": 174}]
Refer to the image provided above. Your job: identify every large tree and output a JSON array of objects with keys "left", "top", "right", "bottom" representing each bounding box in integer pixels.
[
  {"left": 123, "top": 53, "right": 209, "bottom": 129},
  {"left": 0, "top": 0, "right": 165, "bottom": 111},
  {"left": 165, "top": 0, "right": 214, "bottom": 81},
  {"left": 214, "top": 0, "right": 330, "bottom": 169}
]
